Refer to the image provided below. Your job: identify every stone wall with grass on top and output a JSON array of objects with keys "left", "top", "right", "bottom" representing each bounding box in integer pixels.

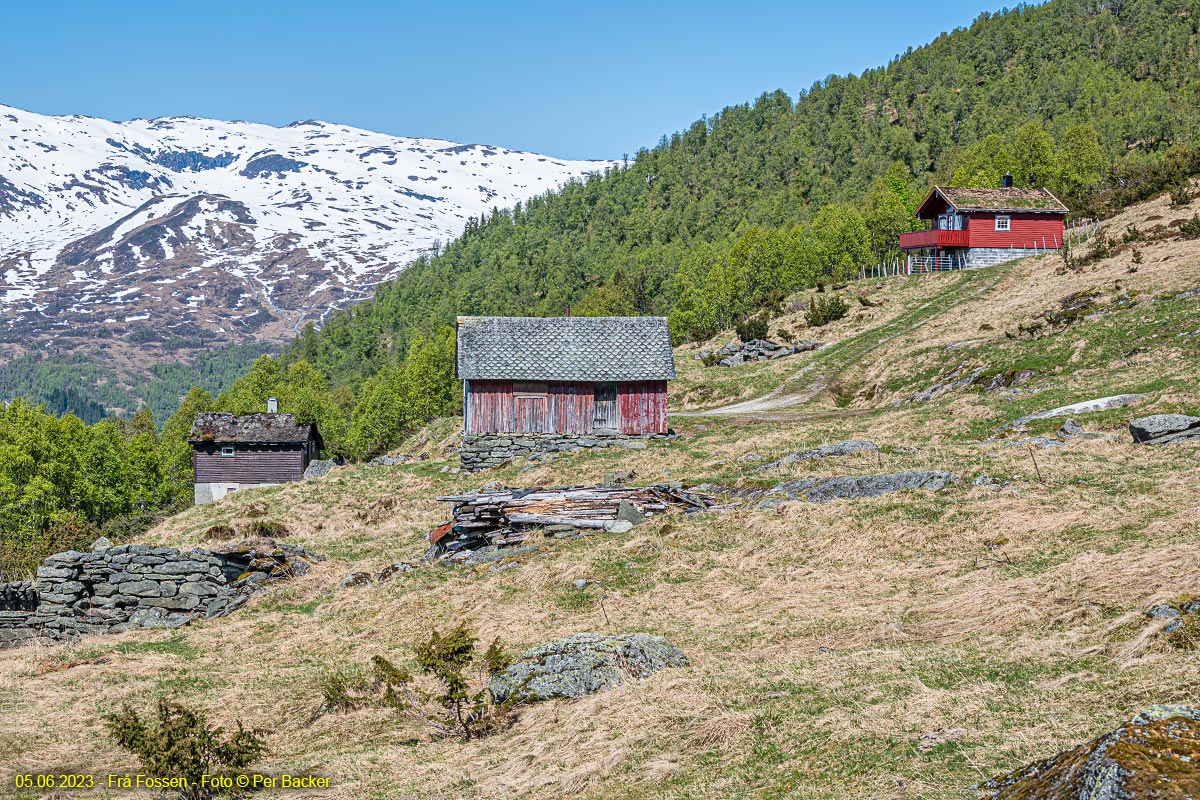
[{"left": 0, "top": 538, "right": 320, "bottom": 648}]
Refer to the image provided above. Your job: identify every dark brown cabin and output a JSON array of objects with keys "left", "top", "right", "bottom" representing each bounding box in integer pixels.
[
  {"left": 189, "top": 411, "right": 322, "bottom": 505},
  {"left": 456, "top": 316, "right": 676, "bottom": 436}
]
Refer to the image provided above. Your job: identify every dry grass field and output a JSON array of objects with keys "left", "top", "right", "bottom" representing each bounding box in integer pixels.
[{"left": 1, "top": 191, "right": 1198, "bottom": 799}]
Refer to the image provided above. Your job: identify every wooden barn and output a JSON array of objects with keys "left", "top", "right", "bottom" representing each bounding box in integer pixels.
[
  {"left": 189, "top": 410, "right": 322, "bottom": 505},
  {"left": 899, "top": 181, "right": 1068, "bottom": 272},
  {"left": 456, "top": 316, "right": 676, "bottom": 436}
]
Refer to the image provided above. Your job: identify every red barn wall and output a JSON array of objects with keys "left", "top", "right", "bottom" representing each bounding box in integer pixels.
[
  {"left": 618, "top": 381, "right": 668, "bottom": 435},
  {"left": 464, "top": 380, "right": 515, "bottom": 433},
  {"left": 966, "top": 212, "right": 1065, "bottom": 248},
  {"left": 193, "top": 444, "right": 306, "bottom": 484},
  {"left": 548, "top": 382, "right": 594, "bottom": 434},
  {"left": 465, "top": 380, "right": 668, "bottom": 435}
]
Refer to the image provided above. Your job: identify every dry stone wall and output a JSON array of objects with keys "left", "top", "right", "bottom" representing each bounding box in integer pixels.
[
  {"left": 0, "top": 538, "right": 319, "bottom": 648},
  {"left": 460, "top": 432, "right": 674, "bottom": 472}
]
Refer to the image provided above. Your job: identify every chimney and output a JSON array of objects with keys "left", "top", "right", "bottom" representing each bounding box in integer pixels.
[
  {"left": 267, "top": 397, "right": 278, "bottom": 413},
  {"left": 1002, "top": 172, "right": 1014, "bottom": 188}
]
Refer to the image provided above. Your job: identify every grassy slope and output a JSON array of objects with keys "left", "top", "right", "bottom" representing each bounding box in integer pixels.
[{"left": 1, "top": 192, "right": 1199, "bottom": 800}]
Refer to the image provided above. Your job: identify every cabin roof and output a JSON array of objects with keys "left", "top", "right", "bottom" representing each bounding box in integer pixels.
[
  {"left": 189, "top": 412, "right": 322, "bottom": 447},
  {"left": 917, "top": 186, "right": 1068, "bottom": 218},
  {"left": 456, "top": 316, "right": 677, "bottom": 381}
]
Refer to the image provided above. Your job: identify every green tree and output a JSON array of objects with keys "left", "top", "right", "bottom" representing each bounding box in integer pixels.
[
  {"left": 1012, "top": 122, "right": 1057, "bottom": 188},
  {"left": 1056, "top": 124, "right": 1107, "bottom": 198},
  {"left": 810, "top": 204, "right": 871, "bottom": 282},
  {"left": 157, "top": 388, "right": 213, "bottom": 508}
]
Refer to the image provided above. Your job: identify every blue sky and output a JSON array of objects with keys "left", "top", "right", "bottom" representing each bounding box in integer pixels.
[{"left": 3, "top": 0, "right": 1009, "bottom": 159}]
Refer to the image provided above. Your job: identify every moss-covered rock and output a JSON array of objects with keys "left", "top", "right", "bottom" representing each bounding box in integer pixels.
[{"left": 980, "top": 705, "right": 1200, "bottom": 799}]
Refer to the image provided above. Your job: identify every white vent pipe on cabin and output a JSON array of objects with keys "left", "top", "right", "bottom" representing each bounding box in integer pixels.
[{"left": 267, "top": 397, "right": 278, "bottom": 413}]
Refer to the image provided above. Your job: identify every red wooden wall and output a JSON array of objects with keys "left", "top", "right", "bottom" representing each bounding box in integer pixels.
[
  {"left": 465, "top": 380, "right": 667, "bottom": 435},
  {"left": 966, "top": 212, "right": 1065, "bottom": 248},
  {"left": 618, "top": 381, "right": 669, "bottom": 435}
]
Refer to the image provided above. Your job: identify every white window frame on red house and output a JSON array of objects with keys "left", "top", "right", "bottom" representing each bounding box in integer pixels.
[{"left": 995, "top": 215, "right": 1011, "bottom": 232}]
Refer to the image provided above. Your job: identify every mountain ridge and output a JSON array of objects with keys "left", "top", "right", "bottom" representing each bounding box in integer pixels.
[{"left": 0, "top": 103, "right": 612, "bottom": 418}]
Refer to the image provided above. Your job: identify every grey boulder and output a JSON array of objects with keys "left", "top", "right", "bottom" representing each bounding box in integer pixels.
[
  {"left": 755, "top": 440, "right": 878, "bottom": 471},
  {"left": 757, "top": 470, "right": 957, "bottom": 507},
  {"left": 1129, "top": 413, "right": 1200, "bottom": 444},
  {"left": 489, "top": 632, "right": 689, "bottom": 704}
]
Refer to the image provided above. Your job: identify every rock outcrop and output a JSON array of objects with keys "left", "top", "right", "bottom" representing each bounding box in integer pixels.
[
  {"left": 979, "top": 705, "right": 1200, "bottom": 799},
  {"left": 755, "top": 470, "right": 957, "bottom": 508},
  {"left": 754, "top": 440, "right": 878, "bottom": 471},
  {"left": 1129, "top": 413, "right": 1200, "bottom": 445},
  {"left": 697, "top": 339, "right": 822, "bottom": 367},
  {"left": 1010, "top": 394, "right": 1144, "bottom": 427},
  {"left": 489, "top": 633, "right": 689, "bottom": 704}
]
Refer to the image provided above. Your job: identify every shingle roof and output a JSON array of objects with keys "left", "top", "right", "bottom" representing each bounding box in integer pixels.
[
  {"left": 919, "top": 186, "right": 1068, "bottom": 217},
  {"left": 456, "top": 316, "right": 677, "bottom": 381},
  {"left": 189, "top": 412, "right": 321, "bottom": 446}
]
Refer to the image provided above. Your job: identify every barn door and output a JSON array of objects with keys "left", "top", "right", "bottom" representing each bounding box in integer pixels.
[
  {"left": 592, "top": 383, "right": 617, "bottom": 431},
  {"left": 513, "top": 382, "right": 548, "bottom": 433}
]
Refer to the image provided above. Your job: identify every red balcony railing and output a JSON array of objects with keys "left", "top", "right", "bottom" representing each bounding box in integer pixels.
[{"left": 899, "top": 229, "right": 971, "bottom": 250}]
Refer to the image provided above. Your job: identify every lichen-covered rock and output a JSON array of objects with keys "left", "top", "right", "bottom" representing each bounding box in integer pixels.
[
  {"left": 755, "top": 440, "right": 878, "bottom": 471},
  {"left": 338, "top": 571, "right": 372, "bottom": 589},
  {"left": 756, "top": 470, "right": 957, "bottom": 507},
  {"left": 979, "top": 705, "right": 1200, "bottom": 799},
  {"left": 303, "top": 459, "right": 338, "bottom": 478},
  {"left": 489, "top": 632, "right": 689, "bottom": 704},
  {"left": 1129, "top": 413, "right": 1200, "bottom": 444}
]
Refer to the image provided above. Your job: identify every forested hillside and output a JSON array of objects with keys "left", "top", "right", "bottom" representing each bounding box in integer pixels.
[{"left": 282, "top": 0, "right": 1200, "bottom": 391}]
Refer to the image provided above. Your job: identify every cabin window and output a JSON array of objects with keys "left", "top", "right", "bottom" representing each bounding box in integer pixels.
[
  {"left": 995, "top": 215, "right": 1011, "bottom": 232},
  {"left": 220, "top": 446, "right": 236, "bottom": 458},
  {"left": 937, "top": 213, "right": 966, "bottom": 231},
  {"left": 513, "top": 381, "right": 548, "bottom": 397}
]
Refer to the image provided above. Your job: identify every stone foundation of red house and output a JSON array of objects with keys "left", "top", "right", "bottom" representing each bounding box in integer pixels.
[
  {"left": 964, "top": 246, "right": 1054, "bottom": 268},
  {"left": 461, "top": 432, "right": 675, "bottom": 472}
]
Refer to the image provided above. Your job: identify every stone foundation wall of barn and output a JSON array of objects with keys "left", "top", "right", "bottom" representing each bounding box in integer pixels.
[{"left": 460, "top": 432, "right": 675, "bottom": 472}]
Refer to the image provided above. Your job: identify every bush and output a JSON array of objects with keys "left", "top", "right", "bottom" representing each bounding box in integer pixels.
[
  {"left": 1169, "top": 183, "right": 1195, "bottom": 207},
  {"left": 103, "top": 698, "right": 268, "bottom": 800},
  {"left": 1166, "top": 616, "right": 1200, "bottom": 651},
  {"left": 1180, "top": 214, "right": 1200, "bottom": 239},
  {"left": 805, "top": 295, "right": 849, "bottom": 327},
  {"left": 1, "top": 512, "right": 99, "bottom": 580},
  {"left": 100, "top": 512, "right": 159, "bottom": 542},
  {"left": 735, "top": 311, "right": 770, "bottom": 343},
  {"left": 311, "top": 624, "right": 515, "bottom": 741},
  {"left": 243, "top": 520, "right": 289, "bottom": 538},
  {"left": 202, "top": 524, "right": 236, "bottom": 542}
]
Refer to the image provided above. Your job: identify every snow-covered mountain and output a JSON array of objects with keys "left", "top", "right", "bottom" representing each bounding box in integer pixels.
[{"left": 0, "top": 104, "right": 612, "bottom": 347}]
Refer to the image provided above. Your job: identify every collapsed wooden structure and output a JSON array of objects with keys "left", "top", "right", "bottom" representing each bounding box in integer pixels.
[{"left": 429, "top": 485, "right": 716, "bottom": 557}]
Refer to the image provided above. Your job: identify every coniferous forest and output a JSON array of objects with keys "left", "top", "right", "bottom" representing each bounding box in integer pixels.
[{"left": 5, "top": 0, "right": 1200, "bottom": 572}]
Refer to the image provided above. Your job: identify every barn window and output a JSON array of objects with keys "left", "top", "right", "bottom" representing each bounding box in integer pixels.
[
  {"left": 995, "top": 215, "right": 1011, "bottom": 232},
  {"left": 220, "top": 446, "right": 236, "bottom": 458},
  {"left": 513, "top": 381, "right": 548, "bottom": 397}
]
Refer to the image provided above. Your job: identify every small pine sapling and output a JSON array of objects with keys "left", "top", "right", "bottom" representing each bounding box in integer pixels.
[{"left": 103, "top": 698, "right": 268, "bottom": 800}]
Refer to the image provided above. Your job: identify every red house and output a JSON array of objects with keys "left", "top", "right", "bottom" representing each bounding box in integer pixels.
[
  {"left": 456, "top": 316, "right": 675, "bottom": 436},
  {"left": 899, "top": 182, "right": 1068, "bottom": 272}
]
